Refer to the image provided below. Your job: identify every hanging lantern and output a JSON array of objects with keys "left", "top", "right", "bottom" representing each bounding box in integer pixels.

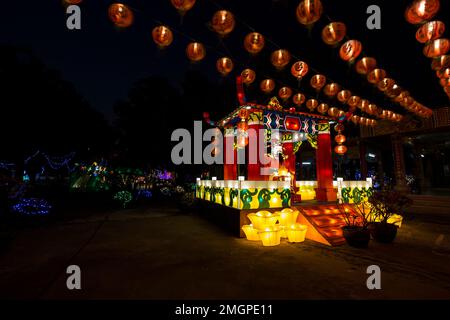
[
  {"left": 437, "top": 67, "right": 450, "bottom": 79},
  {"left": 395, "top": 90, "right": 410, "bottom": 103},
  {"left": 63, "top": 0, "right": 82, "bottom": 4},
  {"left": 291, "top": 61, "right": 309, "bottom": 79},
  {"left": 317, "top": 103, "right": 329, "bottom": 114},
  {"left": 337, "top": 90, "right": 352, "bottom": 103},
  {"left": 423, "top": 39, "right": 450, "bottom": 58},
  {"left": 241, "top": 69, "right": 256, "bottom": 85},
  {"left": 279, "top": 87, "right": 293, "bottom": 100},
  {"left": 358, "top": 99, "right": 369, "bottom": 111},
  {"left": 431, "top": 55, "right": 450, "bottom": 70},
  {"left": 306, "top": 99, "right": 318, "bottom": 112},
  {"left": 386, "top": 84, "right": 403, "bottom": 98},
  {"left": 216, "top": 57, "right": 233, "bottom": 75},
  {"left": 327, "top": 107, "right": 339, "bottom": 117},
  {"left": 351, "top": 115, "right": 360, "bottom": 124},
  {"left": 310, "top": 74, "right": 326, "bottom": 90},
  {"left": 211, "top": 10, "right": 235, "bottom": 36},
  {"left": 367, "top": 68, "right": 387, "bottom": 84},
  {"left": 339, "top": 40, "right": 362, "bottom": 61},
  {"left": 152, "top": 26, "right": 173, "bottom": 48},
  {"left": 367, "top": 104, "right": 378, "bottom": 115},
  {"left": 377, "top": 78, "right": 395, "bottom": 92},
  {"left": 355, "top": 57, "right": 377, "bottom": 75},
  {"left": 293, "top": 93, "right": 306, "bottom": 106},
  {"left": 405, "top": 0, "right": 440, "bottom": 25},
  {"left": 323, "top": 83, "right": 341, "bottom": 97},
  {"left": 260, "top": 79, "right": 275, "bottom": 93},
  {"left": 321, "top": 22, "right": 346, "bottom": 45},
  {"left": 334, "top": 123, "right": 344, "bottom": 133},
  {"left": 108, "top": 3, "right": 134, "bottom": 28},
  {"left": 416, "top": 21, "right": 445, "bottom": 43},
  {"left": 186, "top": 42, "right": 206, "bottom": 61},
  {"left": 171, "top": 0, "right": 196, "bottom": 13},
  {"left": 296, "top": 0, "right": 323, "bottom": 25},
  {"left": 271, "top": 49, "right": 291, "bottom": 69},
  {"left": 244, "top": 32, "right": 265, "bottom": 54},
  {"left": 335, "top": 134, "right": 346, "bottom": 144},
  {"left": 347, "top": 96, "right": 361, "bottom": 108}
]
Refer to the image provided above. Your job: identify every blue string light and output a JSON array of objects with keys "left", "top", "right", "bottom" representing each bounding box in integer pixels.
[{"left": 11, "top": 198, "right": 52, "bottom": 216}]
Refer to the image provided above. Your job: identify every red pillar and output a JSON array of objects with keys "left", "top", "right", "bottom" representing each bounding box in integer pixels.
[
  {"left": 315, "top": 122, "right": 337, "bottom": 202},
  {"left": 247, "top": 120, "right": 267, "bottom": 181},
  {"left": 282, "top": 141, "right": 296, "bottom": 187},
  {"left": 223, "top": 127, "right": 237, "bottom": 180}
]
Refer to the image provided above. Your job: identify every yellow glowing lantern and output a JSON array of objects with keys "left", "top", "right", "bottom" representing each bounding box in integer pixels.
[
  {"left": 287, "top": 224, "right": 308, "bottom": 243},
  {"left": 247, "top": 211, "right": 279, "bottom": 230},
  {"left": 108, "top": 3, "right": 134, "bottom": 28},
  {"left": 242, "top": 225, "right": 260, "bottom": 241},
  {"left": 258, "top": 226, "right": 281, "bottom": 246},
  {"left": 279, "top": 208, "right": 299, "bottom": 226}
]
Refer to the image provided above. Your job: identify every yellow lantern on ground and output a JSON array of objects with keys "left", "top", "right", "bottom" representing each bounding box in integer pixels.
[
  {"left": 279, "top": 208, "right": 299, "bottom": 226},
  {"left": 242, "top": 225, "right": 260, "bottom": 241},
  {"left": 247, "top": 211, "right": 279, "bottom": 230},
  {"left": 258, "top": 226, "right": 281, "bottom": 246},
  {"left": 287, "top": 224, "right": 308, "bottom": 243}
]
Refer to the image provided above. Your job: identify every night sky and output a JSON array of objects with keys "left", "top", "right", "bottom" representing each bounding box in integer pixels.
[{"left": 3, "top": 0, "right": 449, "bottom": 123}]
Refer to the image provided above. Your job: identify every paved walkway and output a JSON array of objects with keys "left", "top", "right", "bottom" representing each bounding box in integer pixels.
[{"left": 1, "top": 206, "right": 450, "bottom": 299}]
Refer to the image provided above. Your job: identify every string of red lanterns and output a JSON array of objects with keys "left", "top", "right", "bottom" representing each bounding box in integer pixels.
[{"left": 406, "top": 0, "right": 450, "bottom": 100}]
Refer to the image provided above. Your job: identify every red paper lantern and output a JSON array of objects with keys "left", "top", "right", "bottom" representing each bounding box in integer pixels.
[
  {"left": 323, "top": 83, "right": 340, "bottom": 97},
  {"left": 405, "top": 0, "right": 440, "bottom": 25},
  {"left": 334, "top": 145, "right": 347, "bottom": 155},
  {"left": 317, "top": 103, "right": 329, "bottom": 114},
  {"left": 186, "top": 42, "right": 206, "bottom": 61},
  {"left": 310, "top": 74, "right": 326, "bottom": 90},
  {"left": 423, "top": 39, "right": 450, "bottom": 58},
  {"left": 431, "top": 55, "right": 450, "bottom": 70},
  {"left": 321, "top": 22, "right": 346, "bottom": 45},
  {"left": 108, "top": 3, "right": 134, "bottom": 28},
  {"left": 293, "top": 93, "right": 306, "bottom": 106},
  {"left": 337, "top": 90, "right": 352, "bottom": 103},
  {"left": 347, "top": 96, "right": 361, "bottom": 108},
  {"left": 244, "top": 32, "right": 265, "bottom": 54},
  {"left": 152, "top": 26, "right": 173, "bottom": 48},
  {"left": 339, "top": 40, "right": 362, "bottom": 61},
  {"left": 211, "top": 10, "right": 235, "bottom": 36},
  {"left": 356, "top": 57, "right": 377, "bottom": 75},
  {"left": 296, "top": 0, "right": 323, "bottom": 25},
  {"left": 291, "top": 61, "right": 309, "bottom": 79},
  {"left": 241, "top": 69, "right": 256, "bottom": 85},
  {"left": 335, "top": 134, "right": 346, "bottom": 144},
  {"left": 260, "top": 79, "right": 275, "bottom": 93},
  {"left": 306, "top": 99, "right": 318, "bottom": 111},
  {"left": 279, "top": 87, "right": 293, "bottom": 100},
  {"left": 367, "top": 69, "right": 387, "bottom": 84},
  {"left": 171, "top": 0, "right": 196, "bottom": 12},
  {"left": 216, "top": 57, "right": 234, "bottom": 75},
  {"left": 271, "top": 49, "right": 291, "bottom": 69},
  {"left": 416, "top": 21, "right": 445, "bottom": 43},
  {"left": 377, "top": 78, "right": 395, "bottom": 92}
]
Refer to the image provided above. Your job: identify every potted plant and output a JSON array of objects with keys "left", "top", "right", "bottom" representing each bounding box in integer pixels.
[
  {"left": 338, "top": 201, "right": 371, "bottom": 248},
  {"left": 368, "top": 188, "right": 412, "bottom": 243}
]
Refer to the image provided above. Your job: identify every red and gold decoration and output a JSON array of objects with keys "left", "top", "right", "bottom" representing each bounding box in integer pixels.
[
  {"left": 296, "top": 0, "right": 323, "bottom": 25},
  {"left": 291, "top": 61, "right": 309, "bottom": 79},
  {"left": 271, "top": 49, "right": 291, "bottom": 69},
  {"left": 152, "top": 25, "right": 173, "bottom": 48},
  {"left": 321, "top": 22, "right": 346, "bottom": 45},
  {"left": 241, "top": 69, "right": 256, "bottom": 85},
  {"left": 108, "top": 3, "right": 134, "bottom": 28},
  {"left": 244, "top": 32, "right": 265, "bottom": 54},
  {"left": 211, "top": 10, "right": 235, "bottom": 36},
  {"left": 260, "top": 79, "right": 275, "bottom": 94},
  {"left": 186, "top": 42, "right": 206, "bottom": 62},
  {"left": 278, "top": 87, "right": 293, "bottom": 100},
  {"left": 339, "top": 40, "right": 362, "bottom": 61},
  {"left": 310, "top": 74, "right": 326, "bottom": 91},
  {"left": 216, "top": 57, "right": 234, "bottom": 76}
]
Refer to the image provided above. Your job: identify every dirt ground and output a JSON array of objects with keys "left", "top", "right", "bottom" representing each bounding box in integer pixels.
[{"left": 1, "top": 204, "right": 450, "bottom": 300}]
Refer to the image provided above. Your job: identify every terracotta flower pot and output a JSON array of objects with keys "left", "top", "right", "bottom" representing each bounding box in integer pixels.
[
  {"left": 342, "top": 226, "right": 370, "bottom": 248},
  {"left": 369, "top": 222, "right": 398, "bottom": 243}
]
